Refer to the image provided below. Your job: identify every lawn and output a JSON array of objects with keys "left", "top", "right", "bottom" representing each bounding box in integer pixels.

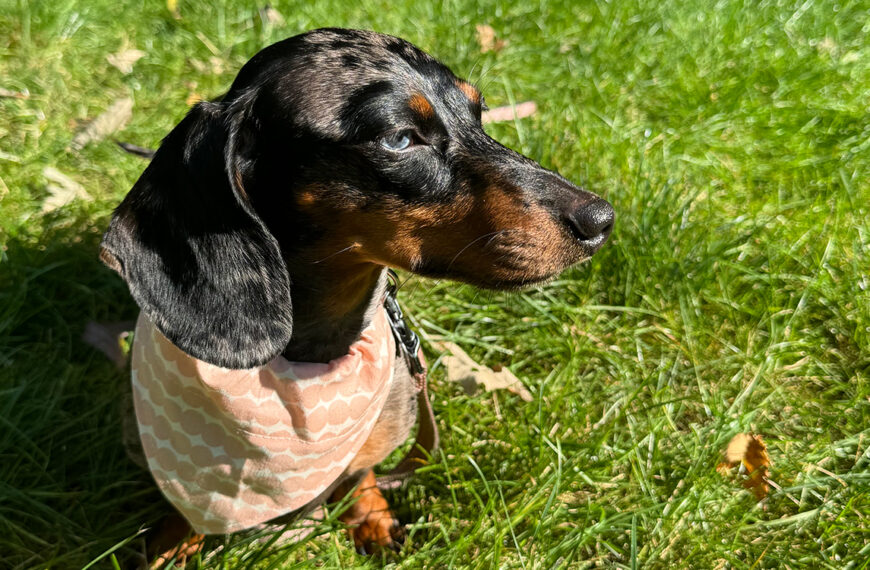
[{"left": 1, "top": 0, "right": 868, "bottom": 568}]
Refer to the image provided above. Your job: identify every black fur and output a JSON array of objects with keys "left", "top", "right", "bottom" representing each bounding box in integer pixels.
[
  {"left": 101, "top": 99, "right": 293, "bottom": 369},
  {"left": 102, "top": 28, "right": 614, "bottom": 369}
]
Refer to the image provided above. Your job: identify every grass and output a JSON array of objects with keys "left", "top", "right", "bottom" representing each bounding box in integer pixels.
[{"left": 1, "top": 0, "right": 868, "bottom": 567}]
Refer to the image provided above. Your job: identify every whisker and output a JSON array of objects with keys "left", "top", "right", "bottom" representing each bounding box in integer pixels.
[
  {"left": 310, "top": 244, "right": 357, "bottom": 264},
  {"left": 445, "top": 230, "right": 507, "bottom": 271},
  {"left": 393, "top": 271, "right": 415, "bottom": 294}
]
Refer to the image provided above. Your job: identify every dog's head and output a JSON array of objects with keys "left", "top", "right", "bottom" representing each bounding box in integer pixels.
[{"left": 102, "top": 28, "right": 614, "bottom": 368}]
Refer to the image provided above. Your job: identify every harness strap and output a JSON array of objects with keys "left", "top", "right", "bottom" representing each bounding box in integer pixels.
[
  {"left": 377, "top": 271, "right": 440, "bottom": 490},
  {"left": 376, "top": 348, "right": 439, "bottom": 490}
]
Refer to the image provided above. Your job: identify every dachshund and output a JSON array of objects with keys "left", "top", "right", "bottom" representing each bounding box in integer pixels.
[{"left": 100, "top": 27, "right": 613, "bottom": 561}]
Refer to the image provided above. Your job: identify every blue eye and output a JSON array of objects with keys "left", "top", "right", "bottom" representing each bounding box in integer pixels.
[{"left": 380, "top": 131, "right": 413, "bottom": 151}]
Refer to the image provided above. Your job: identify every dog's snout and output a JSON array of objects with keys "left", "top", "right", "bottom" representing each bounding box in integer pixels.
[{"left": 566, "top": 198, "right": 614, "bottom": 252}]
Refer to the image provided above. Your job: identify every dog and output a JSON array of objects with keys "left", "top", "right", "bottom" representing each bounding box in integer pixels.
[{"left": 100, "top": 27, "right": 613, "bottom": 561}]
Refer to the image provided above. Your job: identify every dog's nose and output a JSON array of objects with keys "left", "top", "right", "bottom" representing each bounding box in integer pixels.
[{"left": 566, "top": 198, "right": 614, "bottom": 253}]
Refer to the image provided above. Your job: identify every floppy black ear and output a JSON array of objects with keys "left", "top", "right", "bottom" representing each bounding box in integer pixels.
[{"left": 101, "top": 99, "right": 292, "bottom": 369}]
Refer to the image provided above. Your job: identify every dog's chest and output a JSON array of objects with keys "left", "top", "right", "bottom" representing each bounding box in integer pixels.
[{"left": 130, "top": 308, "right": 396, "bottom": 534}]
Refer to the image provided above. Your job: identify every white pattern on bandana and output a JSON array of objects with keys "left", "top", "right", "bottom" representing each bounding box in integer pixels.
[{"left": 131, "top": 308, "right": 395, "bottom": 534}]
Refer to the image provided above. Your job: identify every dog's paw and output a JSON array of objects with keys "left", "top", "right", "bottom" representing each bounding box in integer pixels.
[
  {"left": 349, "top": 509, "right": 405, "bottom": 555},
  {"left": 141, "top": 513, "right": 204, "bottom": 569},
  {"left": 333, "top": 469, "right": 406, "bottom": 555},
  {"left": 148, "top": 535, "right": 204, "bottom": 569}
]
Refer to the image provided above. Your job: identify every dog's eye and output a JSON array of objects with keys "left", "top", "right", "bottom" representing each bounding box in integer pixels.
[{"left": 380, "top": 131, "right": 413, "bottom": 152}]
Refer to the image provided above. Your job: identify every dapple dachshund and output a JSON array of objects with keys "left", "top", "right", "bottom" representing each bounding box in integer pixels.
[{"left": 100, "top": 28, "right": 613, "bottom": 561}]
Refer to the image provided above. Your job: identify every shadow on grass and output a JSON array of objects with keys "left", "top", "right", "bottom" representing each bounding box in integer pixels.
[
  {"left": 0, "top": 217, "right": 455, "bottom": 568},
  {"left": 0, "top": 216, "right": 169, "bottom": 568}
]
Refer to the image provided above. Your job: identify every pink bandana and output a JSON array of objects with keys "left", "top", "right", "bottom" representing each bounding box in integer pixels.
[{"left": 131, "top": 308, "right": 396, "bottom": 534}]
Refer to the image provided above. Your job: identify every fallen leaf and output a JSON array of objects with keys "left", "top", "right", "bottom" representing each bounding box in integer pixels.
[
  {"left": 259, "top": 4, "right": 285, "bottom": 26},
  {"left": 475, "top": 24, "right": 506, "bottom": 53},
  {"left": 71, "top": 97, "right": 133, "bottom": 150},
  {"left": 482, "top": 101, "right": 537, "bottom": 124},
  {"left": 717, "top": 433, "right": 772, "bottom": 500},
  {"left": 167, "top": 0, "right": 180, "bottom": 19},
  {"left": 0, "top": 87, "right": 29, "bottom": 99},
  {"left": 41, "top": 167, "right": 91, "bottom": 212},
  {"left": 816, "top": 37, "right": 837, "bottom": 55},
  {"left": 185, "top": 82, "right": 203, "bottom": 106},
  {"left": 107, "top": 48, "right": 146, "bottom": 74},
  {"left": 82, "top": 320, "right": 136, "bottom": 368},
  {"left": 432, "top": 339, "right": 533, "bottom": 402},
  {"left": 189, "top": 56, "right": 225, "bottom": 75}
]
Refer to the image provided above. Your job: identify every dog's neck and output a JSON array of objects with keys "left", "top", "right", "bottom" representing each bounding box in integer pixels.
[{"left": 280, "top": 261, "right": 388, "bottom": 363}]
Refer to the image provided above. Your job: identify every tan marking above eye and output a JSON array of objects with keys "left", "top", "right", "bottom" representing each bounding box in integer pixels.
[
  {"left": 295, "top": 184, "right": 326, "bottom": 208},
  {"left": 455, "top": 80, "right": 481, "bottom": 104},
  {"left": 408, "top": 93, "right": 434, "bottom": 118}
]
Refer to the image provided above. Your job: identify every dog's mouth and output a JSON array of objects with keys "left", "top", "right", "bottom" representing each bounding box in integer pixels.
[
  {"left": 295, "top": 175, "right": 614, "bottom": 292},
  {"left": 425, "top": 256, "right": 596, "bottom": 291},
  {"left": 409, "top": 229, "right": 604, "bottom": 291}
]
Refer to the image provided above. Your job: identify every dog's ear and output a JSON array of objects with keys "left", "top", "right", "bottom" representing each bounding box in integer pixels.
[{"left": 101, "top": 98, "right": 292, "bottom": 369}]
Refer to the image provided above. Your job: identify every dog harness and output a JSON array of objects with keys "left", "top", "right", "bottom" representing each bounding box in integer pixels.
[{"left": 132, "top": 305, "right": 402, "bottom": 534}]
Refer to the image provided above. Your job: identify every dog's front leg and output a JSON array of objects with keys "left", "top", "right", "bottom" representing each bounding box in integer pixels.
[{"left": 331, "top": 469, "right": 403, "bottom": 554}]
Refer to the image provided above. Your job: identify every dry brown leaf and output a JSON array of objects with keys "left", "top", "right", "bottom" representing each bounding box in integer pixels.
[
  {"left": 475, "top": 24, "right": 506, "bottom": 53},
  {"left": 41, "top": 167, "right": 91, "bottom": 213},
  {"left": 260, "top": 5, "right": 285, "bottom": 26},
  {"left": 107, "top": 48, "right": 146, "bottom": 74},
  {"left": 189, "top": 56, "right": 226, "bottom": 75},
  {"left": 71, "top": 97, "right": 133, "bottom": 150},
  {"left": 482, "top": 101, "right": 537, "bottom": 124},
  {"left": 432, "top": 339, "right": 533, "bottom": 402},
  {"left": 717, "top": 433, "right": 772, "bottom": 500}
]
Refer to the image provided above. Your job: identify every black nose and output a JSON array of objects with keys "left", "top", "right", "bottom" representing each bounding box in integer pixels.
[{"left": 566, "top": 198, "right": 614, "bottom": 253}]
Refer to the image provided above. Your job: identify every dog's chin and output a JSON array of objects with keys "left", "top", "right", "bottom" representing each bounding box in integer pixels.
[
  {"left": 471, "top": 265, "right": 584, "bottom": 291},
  {"left": 473, "top": 274, "right": 558, "bottom": 291},
  {"left": 427, "top": 258, "right": 593, "bottom": 291}
]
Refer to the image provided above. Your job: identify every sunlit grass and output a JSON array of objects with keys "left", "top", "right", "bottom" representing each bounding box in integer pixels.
[{"left": 1, "top": 0, "right": 868, "bottom": 567}]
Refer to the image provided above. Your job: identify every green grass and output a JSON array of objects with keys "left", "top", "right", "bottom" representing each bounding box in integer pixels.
[{"left": 1, "top": 0, "right": 868, "bottom": 568}]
